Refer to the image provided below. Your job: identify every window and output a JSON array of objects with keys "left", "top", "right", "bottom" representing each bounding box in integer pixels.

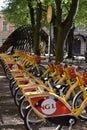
[
  {"left": 3, "top": 21, "right": 8, "bottom": 31},
  {"left": 73, "top": 38, "right": 81, "bottom": 55}
]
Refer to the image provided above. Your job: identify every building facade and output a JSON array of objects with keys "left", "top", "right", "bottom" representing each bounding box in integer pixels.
[
  {"left": 0, "top": 11, "right": 15, "bottom": 46},
  {"left": 73, "top": 25, "right": 87, "bottom": 56}
]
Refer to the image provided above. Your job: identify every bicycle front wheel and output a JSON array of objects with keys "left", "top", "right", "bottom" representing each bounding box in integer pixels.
[
  {"left": 73, "top": 90, "right": 87, "bottom": 121},
  {"left": 24, "top": 107, "right": 58, "bottom": 130},
  {"left": 19, "top": 96, "right": 30, "bottom": 119}
]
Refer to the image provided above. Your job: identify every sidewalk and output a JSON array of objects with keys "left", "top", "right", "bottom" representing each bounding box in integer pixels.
[{"left": 0, "top": 64, "right": 26, "bottom": 130}]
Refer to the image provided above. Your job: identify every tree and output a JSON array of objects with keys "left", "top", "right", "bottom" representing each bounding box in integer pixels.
[{"left": 53, "top": 0, "right": 79, "bottom": 62}]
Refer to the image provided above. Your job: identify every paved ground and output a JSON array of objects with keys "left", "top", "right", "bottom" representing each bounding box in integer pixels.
[
  {"left": 0, "top": 64, "right": 26, "bottom": 130},
  {"left": 0, "top": 61, "right": 87, "bottom": 130}
]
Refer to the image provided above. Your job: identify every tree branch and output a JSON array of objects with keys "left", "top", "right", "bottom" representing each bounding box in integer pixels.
[
  {"left": 63, "top": 0, "right": 79, "bottom": 31},
  {"left": 27, "top": 0, "right": 35, "bottom": 26},
  {"left": 55, "top": 0, "right": 62, "bottom": 25}
]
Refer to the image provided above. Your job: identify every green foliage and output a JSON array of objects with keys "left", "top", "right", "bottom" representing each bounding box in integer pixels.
[
  {"left": 2, "top": 0, "right": 87, "bottom": 28},
  {"left": 61, "top": 1, "right": 72, "bottom": 22},
  {"left": 2, "top": 0, "right": 56, "bottom": 28},
  {"left": 75, "top": 0, "right": 87, "bottom": 25},
  {"left": 2, "top": 0, "right": 30, "bottom": 27}
]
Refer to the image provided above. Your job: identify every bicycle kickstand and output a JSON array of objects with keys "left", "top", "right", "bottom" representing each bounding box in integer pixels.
[
  {"left": 55, "top": 125, "right": 63, "bottom": 130},
  {"left": 69, "top": 118, "right": 75, "bottom": 130}
]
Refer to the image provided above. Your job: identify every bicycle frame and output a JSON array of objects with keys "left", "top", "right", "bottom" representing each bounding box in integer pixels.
[{"left": 24, "top": 90, "right": 77, "bottom": 127}]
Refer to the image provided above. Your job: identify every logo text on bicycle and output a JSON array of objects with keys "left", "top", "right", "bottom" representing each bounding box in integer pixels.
[{"left": 41, "top": 99, "right": 56, "bottom": 115}]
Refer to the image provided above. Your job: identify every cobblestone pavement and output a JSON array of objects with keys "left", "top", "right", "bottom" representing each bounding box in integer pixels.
[{"left": 0, "top": 62, "right": 87, "bottom": 130}]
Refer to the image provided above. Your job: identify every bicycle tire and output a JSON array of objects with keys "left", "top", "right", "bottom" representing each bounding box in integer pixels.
[
  {"left": 33, "top": 64, "right": 46, "bottom": 77},
  {"left": 19, "top": 96, "right": 30, "bottom": 119},
  {"left": 11, "top": 83, "right": 18, "bottom": 97},
  {"left": 72, "top": 89, "right": 87, "bottom": 121},
  {"left": 14, "top": 87, "right": 23, "bottom": 106},
  {"left": 24, "top": 107, "right": 59, "bottom": 130}
]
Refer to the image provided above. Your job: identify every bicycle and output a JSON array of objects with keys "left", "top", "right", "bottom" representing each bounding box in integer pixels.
[
  {"left": 23, "top": 89, "right": 76, "bottom": 130},
  {"left": 72, "top": 70, "right": 87, "bottom": 120}
]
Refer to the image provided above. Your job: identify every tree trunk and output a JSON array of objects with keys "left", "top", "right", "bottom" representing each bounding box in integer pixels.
[
  {"left": 33, "top": 25, "right": 40, "bottom": 55},
  {"left": 67, "top": 27, "right": 75, "bottom": 58},
  {"left": 27, "top": 0, "right": 42, "bottom": 55},
  {"left": 33, "top": 2, "right": 42, "bottom": 55},
  {"left": 55, "top": 27, "right": 66, "bottom": 62}
]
